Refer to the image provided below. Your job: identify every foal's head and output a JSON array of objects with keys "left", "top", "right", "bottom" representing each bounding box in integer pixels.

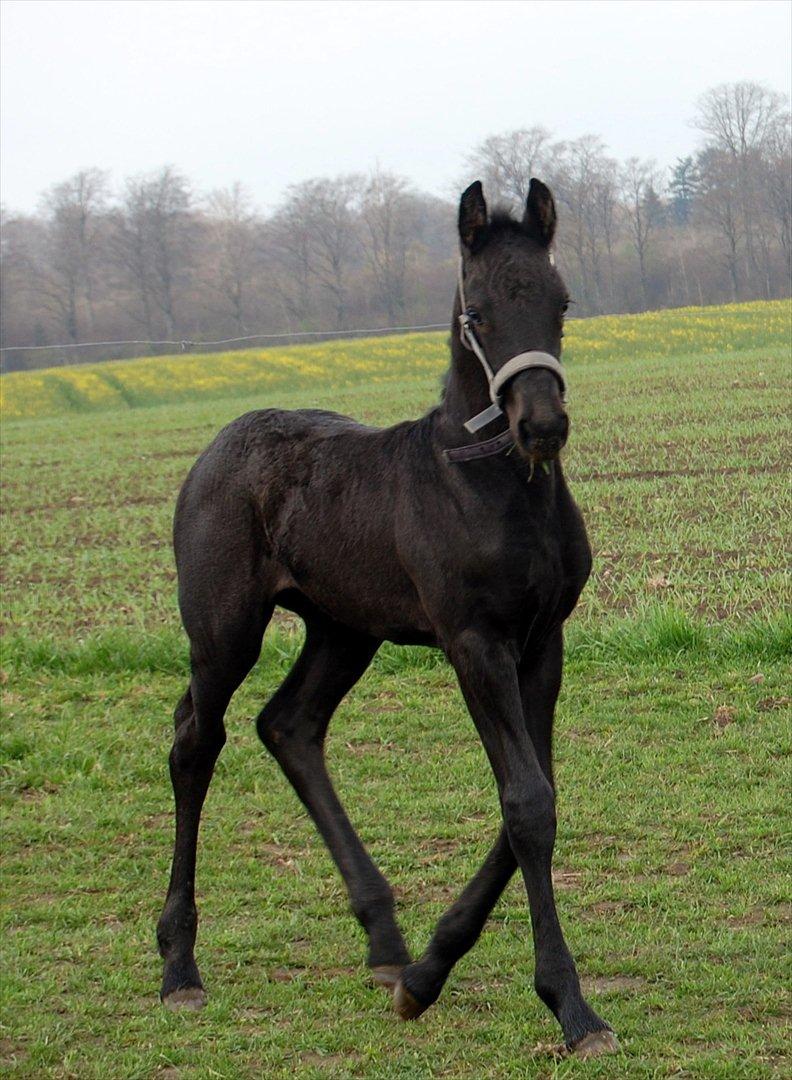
[{"left": 457, "top": 179, "right": 570, "bottom": 462}]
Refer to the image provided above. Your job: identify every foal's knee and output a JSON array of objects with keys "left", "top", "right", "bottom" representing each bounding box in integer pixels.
[
  {"left": 170, "top": 716, "right": 226, "bottom": 775},
  {"left": 256, "top": 708, "right": 304, "bottom": 759},
  {"left": 501, "top": 780, "right": 556, "bottom": 853},
  {"left": 256, "top": 693, "right": 322, "bottom": 767}
]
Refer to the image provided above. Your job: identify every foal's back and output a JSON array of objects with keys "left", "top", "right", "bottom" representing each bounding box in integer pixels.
[{"left": 174, "top": 405, "right": 442, "bottom": 643}]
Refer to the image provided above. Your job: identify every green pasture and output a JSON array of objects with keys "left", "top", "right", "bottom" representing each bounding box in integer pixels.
[{"left": 1, "top": 301, "right": 790, "bottom": 1077}]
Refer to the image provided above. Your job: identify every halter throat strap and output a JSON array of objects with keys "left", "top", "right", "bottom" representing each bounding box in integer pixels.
[
  {"left": 443, "top": 428, "right": 515, "bottom": 463},
  {"left": 456, "top": 256, "right": 567, "bottom": 434}
]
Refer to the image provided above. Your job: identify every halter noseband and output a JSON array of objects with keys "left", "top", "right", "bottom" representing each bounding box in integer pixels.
[{"left": 456, "top": 256, "right": 567, "bottom": 435}]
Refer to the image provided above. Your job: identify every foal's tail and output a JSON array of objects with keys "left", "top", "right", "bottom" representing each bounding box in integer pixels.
[{"left": 173, "top": 440, "right": 274, "bottom": 686}]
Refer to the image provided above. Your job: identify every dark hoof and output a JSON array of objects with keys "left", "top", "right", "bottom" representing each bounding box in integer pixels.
[
  {"left": 370, "top": 964, "right": 404, "bottom": 989},
  {"left": 568, "top": 1029, "right": 620, "bottom": 1058},
  {"left": 393, "top": 977, "right": 428, "bottom": 1020},
  {"left": 162, "top": 986, "right": 207, "bottom": 1012}
]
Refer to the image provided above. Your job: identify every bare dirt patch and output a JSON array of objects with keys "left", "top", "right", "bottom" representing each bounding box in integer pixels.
[
  {"left": 553, "top": 869, "right": 584, "bottom": 890},
  {"left": 315, "top": 965, "right": 359, "bottom": 979},
  {"left": 13, "top": 494, "right": 167, "bottom": 516},
  {"left": 416, "top": 837, "right": 463, "bottom": 866},
  {"left": 575, "top": 462, "right": 785, "bottom": 483},
  {"left": 19, "top": 782, "right": 59, "bottom": 800},
  {"left": 583, "top": 975, "right": 646, "bottom": 993},
  {"left": 363, "top": 690, "right": 405, "bottom": 714},
  {"left": 726, "top": 907, "right": 765, "bottom": 927},
  {"left": 298, "top": 1051, "right": 362, "bottom": 1071},
  {"left": 0, "top": 1037, "right": 27, "bottom": 1068},
  {"left": 139, "top": 449, "right": 203, "bottom": 461},
  {"left": 756, "top": 696, "right": 790, "bottom": 712},
  {"left": 712, "top": 705, "right": 738, "bottom": 730},
  {"left": 257, "top": 841, "right": 311, "bottom": 872},
  {"left": 343, "top": 739, "right": 400, "bottom": 756},
  {"left": 588, "top": 900, "right": 632, "bottom": 915},
  {"left": 268, "top": 966, "right": 306, "bottom": 982}
]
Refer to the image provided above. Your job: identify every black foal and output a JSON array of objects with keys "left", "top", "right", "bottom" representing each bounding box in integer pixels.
[{"left": 156, "top": 178, "right": 619, "bottom": 1058}]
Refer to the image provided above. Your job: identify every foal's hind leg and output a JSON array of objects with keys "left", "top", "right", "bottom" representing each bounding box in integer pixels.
[
  {"left": 257, "top": 617, "right": 411, "bottom": 983},
  {"left": 157, "top": 596, "right": 271, "bottom": 1010}
]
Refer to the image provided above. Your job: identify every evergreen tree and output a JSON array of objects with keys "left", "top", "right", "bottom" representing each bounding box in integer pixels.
[{"left": 668, "top": 157, "right": 699, "bottom": 225}]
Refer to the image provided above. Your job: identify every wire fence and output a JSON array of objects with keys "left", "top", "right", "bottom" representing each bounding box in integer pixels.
[{"left": 0, "top": 321, "right": 451, "bottom": 372}]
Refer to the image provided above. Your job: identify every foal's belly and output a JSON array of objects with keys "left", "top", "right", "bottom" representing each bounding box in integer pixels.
[
  {"left": 276, "top": 520, "right": 574, "bottom": 649},
  {"left": 271, "top": 510, "right": 437, "bottom": 642}
]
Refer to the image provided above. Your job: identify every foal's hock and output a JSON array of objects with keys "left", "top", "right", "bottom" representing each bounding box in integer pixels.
[{"left": 156, "top": 179, "right": 619, "bottom": 1058}]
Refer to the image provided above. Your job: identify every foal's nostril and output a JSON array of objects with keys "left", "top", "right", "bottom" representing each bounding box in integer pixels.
[
  {"left": 547, "top": 413, "right": 569, "bottom": 443},
  {"left": 518, "top": 413, "right": 569, "bottom": 459}
]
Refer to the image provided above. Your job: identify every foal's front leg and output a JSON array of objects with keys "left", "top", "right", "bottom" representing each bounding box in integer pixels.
[
  {"left": 392, "top": 635, "right": 562, "bottom": 1017},
  {"left": 400, "top": 628, "right": 616, "bottom": 1054}
]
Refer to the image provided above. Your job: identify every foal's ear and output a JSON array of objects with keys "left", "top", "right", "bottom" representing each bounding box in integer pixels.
[
  {"left": 458, "top": 181, "right": 488, "bottom": 251},
  {"left": 523, "top": 178, "right": 557, "bottom": 247}
]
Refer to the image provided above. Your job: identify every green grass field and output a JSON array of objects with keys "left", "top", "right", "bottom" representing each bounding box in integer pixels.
[{"left": 1, "top": 300, "right": 790, "bottom": 1078}]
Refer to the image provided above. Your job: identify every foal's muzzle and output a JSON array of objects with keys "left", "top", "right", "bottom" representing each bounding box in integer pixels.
[{"left": 506, "top": 370, "right": 569, "bottom": 462}]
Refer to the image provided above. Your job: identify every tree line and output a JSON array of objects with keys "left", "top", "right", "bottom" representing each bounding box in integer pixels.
[{"left": 1, "top": 81, "right": 789, "bottom": 372}]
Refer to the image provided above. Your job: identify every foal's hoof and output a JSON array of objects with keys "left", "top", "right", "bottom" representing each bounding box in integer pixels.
[
  {"left": 568, "top": 1029, "right": 620, "bottom": 1059},
  {"left": 370, "top": 965, "right": 404, "bottom": 989},
  {"left": 162, "top": 986, "right": 207, "bottom": 1012},
  {"left": 393, "top": 977, "right": 428, "bottom": 1020}
]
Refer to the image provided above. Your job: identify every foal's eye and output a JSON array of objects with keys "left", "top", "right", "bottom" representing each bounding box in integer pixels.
[
  {"left": 465, "top": 307, "right": 483, "bottom": 325},
  {"left": 560, "top": 301, "right": 570, "bottom": 315}
]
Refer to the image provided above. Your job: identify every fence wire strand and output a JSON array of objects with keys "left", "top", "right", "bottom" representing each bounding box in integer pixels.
[{"left": 0, "top": 322, "right": 450, "bottom": 354}]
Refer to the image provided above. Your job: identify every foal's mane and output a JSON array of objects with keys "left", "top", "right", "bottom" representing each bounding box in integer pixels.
[{"left": 479, "top": 208, "right": 532, "bottom": 246}]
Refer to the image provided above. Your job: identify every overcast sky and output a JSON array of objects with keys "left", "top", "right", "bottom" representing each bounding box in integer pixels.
[{"left": 2, "top": 0, "right": 790, "bottom": 213}]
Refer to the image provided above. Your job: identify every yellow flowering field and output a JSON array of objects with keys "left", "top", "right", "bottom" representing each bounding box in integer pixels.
[{"left": 1, "top": 299, "right": 789, "bottom": 421}]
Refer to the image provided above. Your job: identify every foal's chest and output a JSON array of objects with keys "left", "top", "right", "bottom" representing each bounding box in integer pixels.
[{"left": 435, "top": 480, "right": 590, "bottom": 631}]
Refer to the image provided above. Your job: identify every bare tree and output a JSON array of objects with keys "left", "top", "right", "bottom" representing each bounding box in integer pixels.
[
  {"left": 464, "top": 127, "right": 552, "bottom": 209},
  {"left": 695, "top": 148, "right": 743, "bottom": 300},
  {"left": 267, "top": 198, "right": 316, "bottom": 328},
  {"left": 621, "top": 158, "right": 663, "bottom": 309},
  {"left": 0, "top": 211, "right": 50, "bottom": 359},
  {"left": 203, "top": 183, "right": 260, "bottom": 334},
  {"left": 695, "top": 82, "right": 789, "bottom": 160},
  {"left": 35, "top": 168, "right": 109, "bottom": 342},
  {"left": 359, "top": 170, "right": 414, "bottom": 323},
  {"left": 695, "top": 82, "right": 791, "bottom": 288},
  {"left": 551, "top": 136, "right": 617, "bottom": 313},
  {"left": 592, "top": 159, "right": 620, "bottom": 308},
  {"left": 761, "top": 120, "right": 792, "bottom": 282},
  {"left": 276, "top": 175, "right": 363, "bottom": 328},
  {"left": 111, "top": 167, "right": 191, "bottom": 341}
]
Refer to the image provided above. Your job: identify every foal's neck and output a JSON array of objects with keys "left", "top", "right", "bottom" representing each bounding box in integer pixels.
[{"left": 438, "top": 313, "right": 504, "bottom": 445}]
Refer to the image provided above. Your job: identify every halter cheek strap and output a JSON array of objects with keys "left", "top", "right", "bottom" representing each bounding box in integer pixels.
[{"left": 457, "top": 256, "right": 567, "bottom": 435}]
